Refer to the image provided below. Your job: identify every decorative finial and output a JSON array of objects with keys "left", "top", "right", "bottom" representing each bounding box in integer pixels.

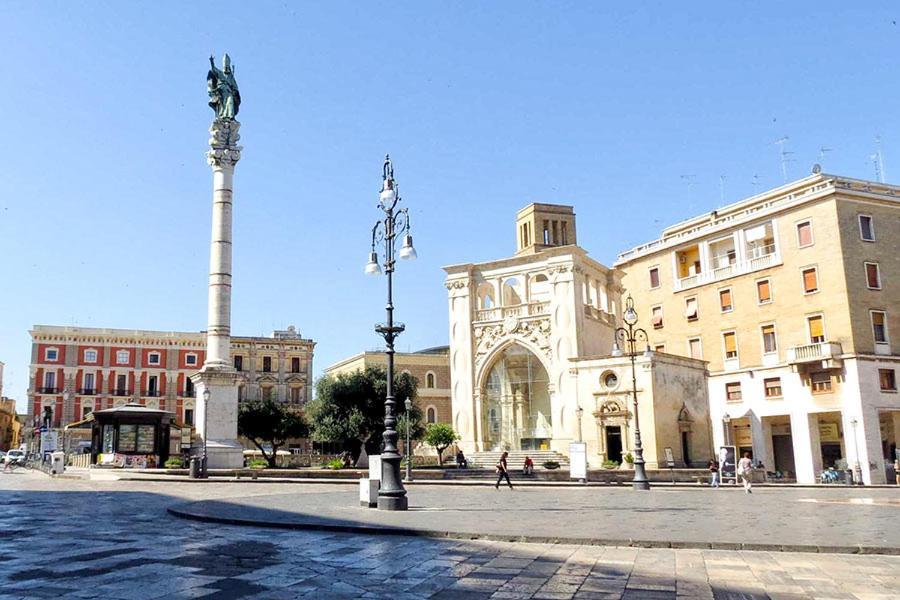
[{"left": 382, "top": 154, "right": 394, "bottom": 190}]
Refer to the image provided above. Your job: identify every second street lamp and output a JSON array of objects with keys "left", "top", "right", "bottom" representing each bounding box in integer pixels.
[
  {"left": 611, "top": 295, "right": 652, "bottom": 490},
  {"left": 365, "top": 154, "right": 417, "bottom": 511},
  {"left": 404, "top": 397, "right": 412, "bottom": 482}
]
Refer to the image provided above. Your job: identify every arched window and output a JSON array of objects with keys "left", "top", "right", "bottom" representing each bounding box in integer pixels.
[
  {"left": 477, "top": 283, "right": 495, "bottom": 309},
  {"left": 425, "top": 372, "right": 436, "bottom": 388},
  {"left": 426, "top": 406, "right": 437, "bottom": 424},
  {"left": 502, "top": 278, "right": 522, "bottom": 306},
  {"left": 529, "top": 274, "right": 550, "bottom": 302}
]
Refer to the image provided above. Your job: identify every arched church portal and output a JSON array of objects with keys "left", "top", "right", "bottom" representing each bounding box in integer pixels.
[{"left": 482, "top": 344, "right": 551, "bottom": 451}]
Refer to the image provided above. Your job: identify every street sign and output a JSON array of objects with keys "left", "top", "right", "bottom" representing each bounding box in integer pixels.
[{"left": 569, "top": 442, "right": 587, "bottom": 481}]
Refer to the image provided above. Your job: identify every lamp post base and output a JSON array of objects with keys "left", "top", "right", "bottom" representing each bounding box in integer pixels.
[
  {"left": 377, "top": 495, "right": 409, "bottom": 511},
  {"left": 632, "top": 460, "right": 651, "bottom": 490}
]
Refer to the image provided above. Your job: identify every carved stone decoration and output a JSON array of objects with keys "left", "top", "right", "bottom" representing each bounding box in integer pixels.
[
  {"left": 207, "top": 119, "right": 243, "bottom": 168},
  {"left": 473, "top": 317, "right": 553, "bottom": 373}
]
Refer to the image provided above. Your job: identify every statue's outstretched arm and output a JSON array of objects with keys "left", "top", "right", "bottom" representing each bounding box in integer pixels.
[{"left": 209, "top": 55, "right": 216, "bottom": 68}]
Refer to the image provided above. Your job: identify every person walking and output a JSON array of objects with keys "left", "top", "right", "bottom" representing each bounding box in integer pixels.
[
  {"left": 893, "top": 457, "right": 900, "bottom": 485},
  {"left": 495, "top": 451, "right": 514, "bottom": 490},
  {"left": 708, "top": 458, "right": 720, "bottom": 488},
  {"left": 738, "top": 452, "right": 753, "bottom": 493}
]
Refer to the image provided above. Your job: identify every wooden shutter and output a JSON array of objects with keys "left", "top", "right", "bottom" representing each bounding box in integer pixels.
[
  {"left": 803, "top": 269, "right": 818, "bottom": 293},
  {"left": 808, "top": 316, "right": 824, "bottom": 340}
]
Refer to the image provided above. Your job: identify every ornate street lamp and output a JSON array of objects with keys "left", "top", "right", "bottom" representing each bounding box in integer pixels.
[
  {"left": 404, "top": 397, "right": 413, "bottom": 483},
  {"left": 722, "top": 412, "right": 732, "bottom": 446},
  {"left": 365, "top": 154, "right": 417, "bottom": 511},
  {"left": 612, "top": 295, "right": 652, "bottom": 490}
]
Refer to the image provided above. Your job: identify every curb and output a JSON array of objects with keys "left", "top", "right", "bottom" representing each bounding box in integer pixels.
[{"left": 166, "top": 504, "right": 900, "bottom": 556}]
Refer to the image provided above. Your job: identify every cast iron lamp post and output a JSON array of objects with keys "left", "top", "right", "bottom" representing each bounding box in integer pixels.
[
  {"left": 722, "top": 412, "right": 732, "bottom": 446},
  {"left": 364, "top": 154, "right": 417, "bottom": 511},
  {"left": 404, "top": 397, "right": 412, "bottom": 482},
  {"left": 850, "top": 418, "right": 863, "bottom": 485},
  {"left": 611, "top": 295, "right": 652, "bottom": 490},
  {"left": 201, "top": 387, "right": 210, "bottom": 478}
]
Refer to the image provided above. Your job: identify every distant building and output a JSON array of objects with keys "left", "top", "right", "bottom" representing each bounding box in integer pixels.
[
  {"left": 27, "top": 325, "right": 314, "bottom": 444},
  {"left": 324, "top": 347, "right": 452, "bottom": 426},
  {"left": 616, "top": 173, "right": 900, "bottom": 484},
  {"left": 0, "top": 396, "right": 18, "bottom": 451}
]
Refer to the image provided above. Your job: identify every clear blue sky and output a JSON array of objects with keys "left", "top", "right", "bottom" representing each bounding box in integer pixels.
[{"left": 2, "top": 2, "right": 899, "bottom": 407}]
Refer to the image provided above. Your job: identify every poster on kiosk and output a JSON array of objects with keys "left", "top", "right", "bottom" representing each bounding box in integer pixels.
[{"left": 719, "top": 446, "right": 737, "bottom": 483}]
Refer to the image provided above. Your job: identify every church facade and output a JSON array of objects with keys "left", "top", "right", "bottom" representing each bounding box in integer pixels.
[{"left": 444, "top": 204, "right": 711, "bottom": 468}]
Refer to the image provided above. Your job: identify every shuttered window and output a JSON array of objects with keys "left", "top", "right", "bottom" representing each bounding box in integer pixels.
[
  {"left": 719, "top": 288, "right": 733, "bottom": 312},
  {"left": 802, "top": 268, "right": 818, "bottom": 294},
  {"left": 866, "top": 263, "right": 881, "bottom": 289},
  {"left": 757, "top": 279, "right": 771, "bottom": 303},
  {"left": 808, "top": 316, "right": 825, "bottom": 343},
  {"left": 685, "top": 297, "right": 698, "bottom": 320},
  {"left": 797, "top": 221, "right": 813, "bottom": 247},
  {"left": 872, "top": 311, "right": 888, "bottom": 344},
  {"left": 761, "top": 325, "right": 777, "bottom": 353},
  {"left": 723, "top": 332, "right": 737, "bottom": 359}
]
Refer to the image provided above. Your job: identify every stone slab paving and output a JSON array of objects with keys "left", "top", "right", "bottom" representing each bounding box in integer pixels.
[
  {"left": 166, "top": 482, "right": 900, "bottom": 552},
  {"left": 1, "top": 472, "right": 898, "bottom": 599}
]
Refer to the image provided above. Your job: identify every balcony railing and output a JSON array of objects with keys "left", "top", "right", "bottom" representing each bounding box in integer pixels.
[
  {"left": 182, "top": 390, "right": 196, "bottom": 398},
  {"left": 474, "top": 301, "right": 550, "bottom": 323},
  {"left": 142, "top": 389, "right": 163, "bottom": 397},
  {"left": 787, "top": 341, "right": 842, "bottom": 364},
  {"left": 37, "top": 387, "right": 59, "bottom": 394},
  {"left": 112, "top": 388, "right": 133, "bottom": 397},
  {"left": 77, "top": 388, "right": 98, "bottom": 395},
  {"left": 676, "top": 249, "right": 781, "bottom": 291}
]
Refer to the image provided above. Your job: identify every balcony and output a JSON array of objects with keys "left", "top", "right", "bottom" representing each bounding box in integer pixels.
[
  {"left": 112, "top": 388, "right": 133, "bottom": 397},
  {"left": 583, "top": 305, "right": 614, "bottom": 324},
  {"left": 37, "top": 387, "right": 59, "bottom": 394},
  {"left": 676, "top": 246, "right": 780, "bottom": 291},
  {"left": 77, "top": 388, "right": 98, "bottom": 395},
  {"left": 474, "top": 301, "right": 549, "bottom": 323},
  {"left": 182, "top": 389, "right": 196, "bottom": 398},
  {"left": 787, "top": 342, "right": 843, "bottom": 371},
  {"left": 142, "top": 389, "right": 163, "bottom": 397}
]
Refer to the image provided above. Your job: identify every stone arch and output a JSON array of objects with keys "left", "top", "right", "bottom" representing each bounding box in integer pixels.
[
  {"left": 476, "top": 339, "right": 553, "bottom": 452},
  {"left": 476, "top": 283, "right": 495, "bottom": 309},
  {"left": 501, "top": 277, "right": 523, "bottom": 306}
]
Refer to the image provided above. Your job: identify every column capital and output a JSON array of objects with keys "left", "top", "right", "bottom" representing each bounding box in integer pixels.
[{"left": 207, "top": 118, "right": 243, "bottom": 168}]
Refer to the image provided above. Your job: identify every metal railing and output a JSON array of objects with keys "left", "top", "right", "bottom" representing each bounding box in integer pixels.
[
  {"left": 112, "top": 388, "right": 133, "bottom": 397},
  {"left": 37, "top": 387, "right": 59, "bottom": 394},
  {"left": 77, "top": 388, "right": 98, "bottom": 395},
  {"left": 142, "top": 389, "right": 163, "bottom": 397}
]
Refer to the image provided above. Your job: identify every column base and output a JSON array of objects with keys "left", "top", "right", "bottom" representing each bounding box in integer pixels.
[{"left": 204, "top": 439, "right": 245, "bottom": 469}]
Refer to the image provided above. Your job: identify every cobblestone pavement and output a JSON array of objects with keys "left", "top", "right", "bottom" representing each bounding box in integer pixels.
[
  {"left": 1, "top": 472, "right": 899, "bottom": 599},
  {"left": 167, "top": 480, "right": 900, "bottom": 551}
]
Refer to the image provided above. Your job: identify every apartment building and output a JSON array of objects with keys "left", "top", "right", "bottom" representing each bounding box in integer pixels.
[
  {"left": 324, "top": 346, "right": 452, "bottom": 427},
  {"left": 27, "top": 325, "right": 314, "bottom": 436},
  {"left": 616, "top": 173, "right": 900, "bottom": 484}
]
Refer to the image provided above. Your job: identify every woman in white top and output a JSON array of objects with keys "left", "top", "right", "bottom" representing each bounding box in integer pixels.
[{"left": 738, "top": 452, "right": 754, "bottom": 493}]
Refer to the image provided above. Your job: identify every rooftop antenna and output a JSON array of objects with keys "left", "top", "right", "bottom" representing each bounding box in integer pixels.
[
  {"left": 772, "top": 136, "right": 794, "bottom": 183},
  {"left": 719, "top": 175, "right": 727, "bottom": 204},
  {"left": 751, "top": 174, "right": 760, "bottom": 192},
  {"left": 871, "top": 135, "right": 886, "bottom": 183},
  {"left": 818, "top": 146, "right": 832, "bottom": 167}
]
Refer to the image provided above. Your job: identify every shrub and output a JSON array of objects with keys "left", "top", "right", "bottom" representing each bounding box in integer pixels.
[
  {"left": 324, "top": 458, "right": 344, "bottom": 470},
  {"left": 247, "top": 458, "right": 268, "bottom": 469},
  {"left": 602, "top": 460, "right": 620, "bottom": 469},
  {"left": 543, "top": 460, "right": 560, "bottom": 470},
  {"left": 623, "top": 452, "right": 634, "bottom": 464},
  {"left": 164, "top": 457, "right": 184, "bottom": 469}
]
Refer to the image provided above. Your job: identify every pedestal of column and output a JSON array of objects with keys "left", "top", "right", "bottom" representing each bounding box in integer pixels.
[{"left": 191, "top": 367, "right": 244, "bottom": 469}]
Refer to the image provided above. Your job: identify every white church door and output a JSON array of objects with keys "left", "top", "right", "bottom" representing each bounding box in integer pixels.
[{"left": 483, "top": 344, "right": 552, "bottom": 451}]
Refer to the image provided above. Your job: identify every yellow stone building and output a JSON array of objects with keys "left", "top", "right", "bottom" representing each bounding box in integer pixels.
[
  {"left": 323, "top": 347, "right": 452, "bottom": 427},
  {"left": 616, "top": 173, "right": 900, "bottom": 484},
  {"left": 1, "top": 396, "right": 20, "bottom": 452}
]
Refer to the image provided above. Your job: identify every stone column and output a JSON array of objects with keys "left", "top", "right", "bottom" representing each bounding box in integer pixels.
[{"left": 190, "top": 118, "right": 244, "bottom": 470}]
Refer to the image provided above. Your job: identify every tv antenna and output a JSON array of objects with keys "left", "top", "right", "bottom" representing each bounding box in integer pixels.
[
  {"left": 772, "top": 136, "right": 794, "bottom": 182},
  {"left": 870, "top": 136, "right": 886, "bottom": 183},
  {"left": 719, "top": 175, "right": 727, "bottom": 204},
  {"left": 751, "top": 174, "right": 760, "bottom": 191}
]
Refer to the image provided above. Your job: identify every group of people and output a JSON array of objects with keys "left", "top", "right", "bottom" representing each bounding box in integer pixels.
[{"left": 708, "top": 451, "right": 755, "bottom": 492}]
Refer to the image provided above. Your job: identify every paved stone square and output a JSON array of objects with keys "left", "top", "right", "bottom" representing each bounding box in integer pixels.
[{"left": 1, "top": 472, "right": 899, "bottom": 599}]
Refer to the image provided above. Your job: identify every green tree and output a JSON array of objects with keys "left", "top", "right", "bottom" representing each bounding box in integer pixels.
[
  {"left": 307, "top": 365, "right": 421, "bottom": 462},
  {"left": 423, "top": 423, "right": 459, "bottom": 466},
  {"left": 237, "top": 399, "right": 308, "bottom": 468}
]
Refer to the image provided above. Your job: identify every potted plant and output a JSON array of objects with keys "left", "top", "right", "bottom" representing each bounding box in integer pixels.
[{"left": 621, "top": 452, "right": 634, "bottom": 470}]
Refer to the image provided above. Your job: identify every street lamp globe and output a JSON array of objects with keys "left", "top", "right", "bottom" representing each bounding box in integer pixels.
[
  {"left": 623, "top": 296, "right": 638, "bottom": 326},
  {"left": 610, "top": 341, "right": 623, "bottom": 357},
  {"left": 398, "top": 234, "right": 417, "bottom": 260},
  {"left": 203, "top": 388, "right": 211, "bottom": 403},
  {"left": 364, "top": 251, "right": 382, "bottom": 275}
]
